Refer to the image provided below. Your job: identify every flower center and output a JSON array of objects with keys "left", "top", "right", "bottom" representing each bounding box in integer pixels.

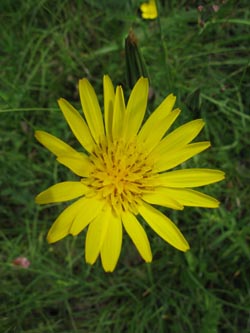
[{"left": 84, "top": 139, "right": 154, "bottom": 214}]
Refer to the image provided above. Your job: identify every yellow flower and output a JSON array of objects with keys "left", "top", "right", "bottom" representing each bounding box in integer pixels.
[
  {"left": 35, "top": 76, "right": 224, "bottom": 272},
  {"left": 140, "top": 0, "right": 158, "bottom": 20}
]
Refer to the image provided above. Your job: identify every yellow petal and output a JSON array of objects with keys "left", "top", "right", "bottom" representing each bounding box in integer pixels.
[
  {"left": 35, "top": 181, "right": 88, "bottom": 204},
  {"left": 142, "top": 190, "right": 184, "bottom": 210},
  {"left": 124, "top": 77, "right": 149, "bottom": 139},
  {"left": 57, "top": 154, "right": 91, "bottom": 177},
  {"left": 103, "top": 75, "right": 115, "bottom": 140},
  {"left": 138, "top": 202, "right": 190, "bottom": 252},
  {"left": 159, "top": 188, "right": 220, "bottom": 208},
  {"left": 79, "top": 78, "right": 105, "bottom": 144},
  {"left": 138, "top": 93, "right": 176, "bottom": 142},
  {"left": 112, "top": 85, "right": 125, "bottom": 140},
  {"left": 138, "top": 109, "right": 181, "bottom": 152},
  {"left": 85, "top": 210, "right": 109, "bottom": 265},
  {"left": 70, "top": 197, "right": 105, "bottom": 236},
  {"left": 100, "top": 212, "right": 122, "bottom": 272},
  {"left": 155, "top": 169, "right": 225, "bottom": 187},
  {"left": 122, "top": 211, "right": 152, "bottom": 262},
  {"left": 58, "top": 98, "right": 95, "bottom": 153},
  {"left": 140, "top": 0, "right": 158, "bottom": 19},
  {"left": 154, "top": 142, "right": 211, "bottom": 172},
  {"left": 47, "top": 197, "right": 85, "bottom": 243},
  {"left": 152, "top": 119, "right": 205, "bottom": 155},
  {"left": 35, "top": 130, "right": 78, "bottom": 157}
]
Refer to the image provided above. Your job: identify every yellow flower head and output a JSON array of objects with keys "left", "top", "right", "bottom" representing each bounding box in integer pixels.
[
  {"left": 140, "top": 0, "right": 158, "bottom": 20},
  {"left": 35, "top": 76, "right": 224, "bottom": 272}
]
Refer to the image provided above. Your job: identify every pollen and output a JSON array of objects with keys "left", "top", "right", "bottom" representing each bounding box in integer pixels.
[{"left": 84, "top": 139, "right": 155, "bottom": 214}]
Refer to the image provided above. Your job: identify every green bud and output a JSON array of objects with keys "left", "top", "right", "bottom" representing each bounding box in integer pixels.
[{"left": 125, "top": 30, "right": 149, "bottom": 89}]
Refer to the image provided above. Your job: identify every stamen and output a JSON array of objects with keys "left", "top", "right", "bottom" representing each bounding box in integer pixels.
[{"left": 83, "top": 139, "right": 154, "bottom": 214}]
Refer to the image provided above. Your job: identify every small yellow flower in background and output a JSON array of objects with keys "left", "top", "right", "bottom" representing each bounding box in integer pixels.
[
  {"left": 35, "top": 76, "right": 224, "bottom": 272},
  {"left": 140, "top": 0, "right": 158, "bottom": 20}
]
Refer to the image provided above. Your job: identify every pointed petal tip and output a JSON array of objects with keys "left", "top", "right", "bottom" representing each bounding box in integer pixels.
[
  {"left": 103, "top": 74, "right": 111, "bottom": 80},
  {"left": 209, "top": 169, "right": 226, "bottom": 182},
  {"left": 47, "top": 231, "right": 69, "bottom": 244},
  {"left": 132, "top": 76, "right": 149, "bottom": 90},
  {"left": 206, "top": 196, "right": 221, "bottom": 208},
  {"left": 139, "top": 76, "right": 149, "bottom": 85},
  {"left": 193, "top": 118, "right": 205, "bottom": 127},
  {"left": 34, "top": 194, "right": 42, "bottom": 204},
  {"left": 103, "top": 75, "right": 114, "bottom": 91},
  {"left": 58, "top": 97, "right": 75, "bottom": 115},
  {"left": 116, "top": 85, "right": 123, "bottom": 92},
  {"left": 78, "top": 78, "right": 86, "bottom": 90},
  {"left": 46, "top": 234, "right": 56, "bottom": 244},
  {"left": 85, "top": 258, "right": 96, "bottom": 266},
  {"left": 47, "top": 237, "right": 52, "bottom": 244},
  {"left": 79, "top": 77, "right": 89, "bottom": 87},
  {"left": 101, "top": 257, "right": 117, "bottom": 272},
  {"left": 34, "top": 131, "right": 40, "bottom": 141},
  {"left": 180, "top": 239, "right": 190, "bottom": 252},
  {"left": 214, "top": 201, "right": 220, "bottom": 208},
  {"left": 145, "top": 256, "right": 153, "bottom": 263},
  {"left": 173, "top": 107, "right": 181, "bottom": 113},
  {"left": 169, "top": 93, "right": 176, "bottom": 99},
  {"left": 220, "top": 171, "right": 226, "bottom": 179},
  {"left": 57, "top": 98, "right": 69, "bottom": 110},
  {"left": 165, "top": 93, "right": 176, "bottom": 105},
  {"left": 176, "top": 238, "right": 190, "bottom": 252},
  {"left": 103, "top": 266, "right": 115, "bottom": 273},
  {"left": 47, "top": 228, "right": 59, "bottom": 243},
  {"left": 34, "top": 130, "right": 46, "bottom": 141},
  {"left": 141, "top": 76, "right": 149, "bottom": 82}
]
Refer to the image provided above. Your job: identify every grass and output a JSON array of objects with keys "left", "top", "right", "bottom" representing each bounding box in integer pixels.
[{"left": 1, "top": 0, "right": 250, "bottom": 332}]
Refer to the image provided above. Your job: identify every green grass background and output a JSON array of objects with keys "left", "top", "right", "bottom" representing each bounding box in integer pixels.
[{"left": 1, "top": 0, "right": 250, "bottom": 332}]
